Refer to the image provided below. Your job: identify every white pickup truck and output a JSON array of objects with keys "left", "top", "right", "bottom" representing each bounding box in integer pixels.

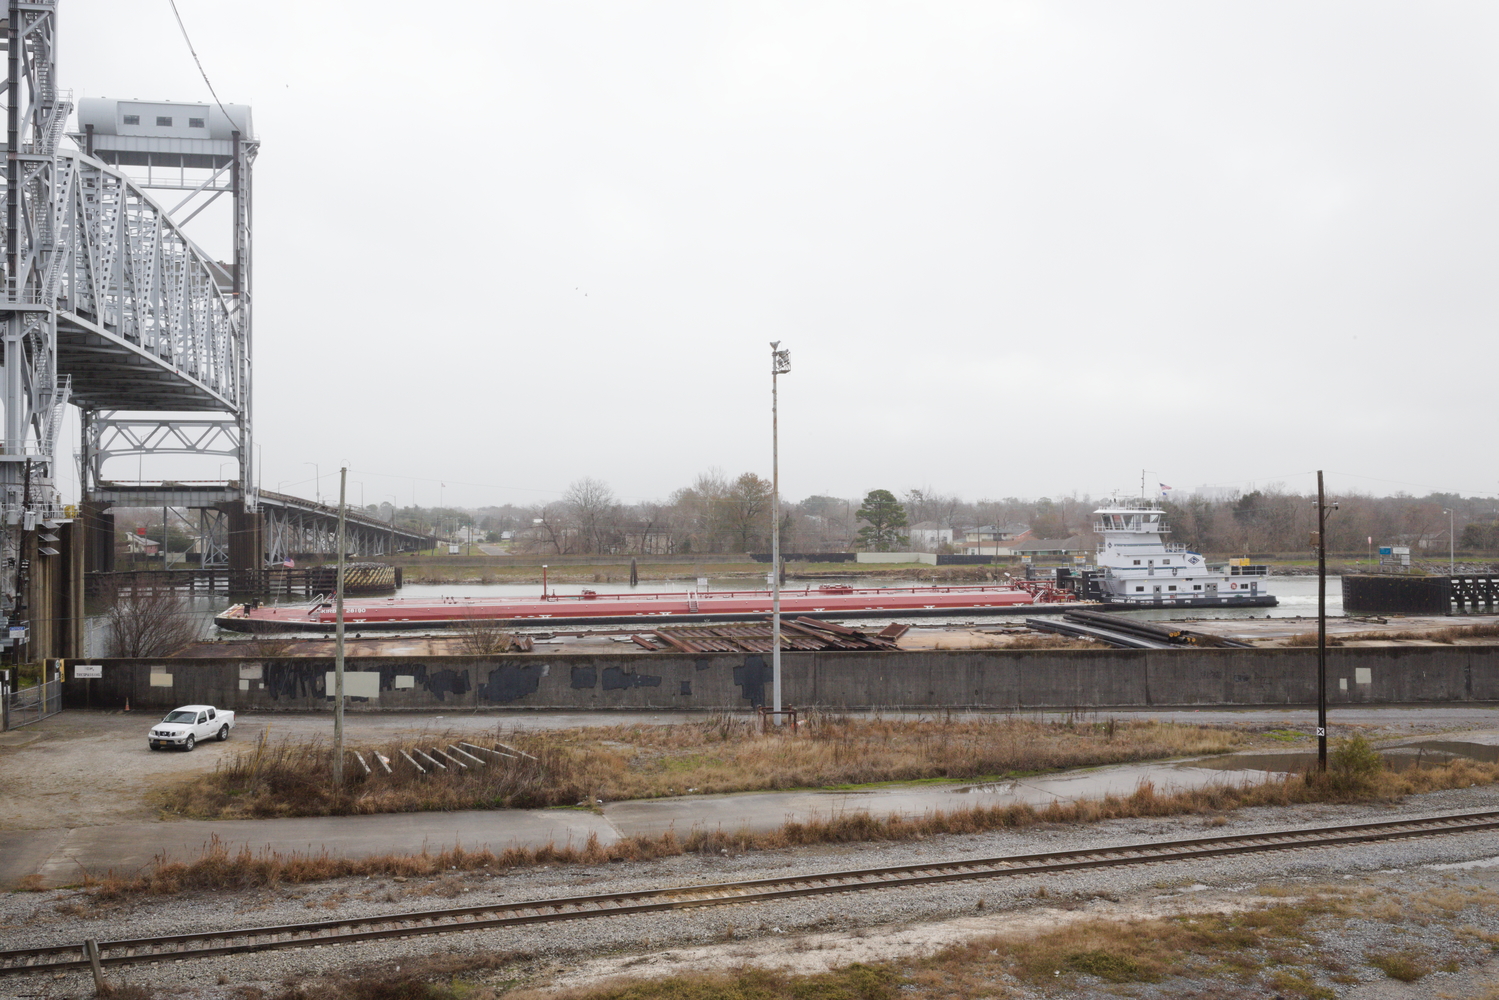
[{"left": 148, "top": 705, "right": 235, "bottom": 751}]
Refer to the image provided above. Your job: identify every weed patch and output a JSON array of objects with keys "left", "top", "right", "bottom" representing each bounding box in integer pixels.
[
  {"left": 1367, "top": 948, "right": 1430, "bottom": 982},
  {"left": 100, "top": 755, "right": 1499, "bottom": 899},
  {"left": 161, "top": 716, "right": 1254, "bottom": 821}
]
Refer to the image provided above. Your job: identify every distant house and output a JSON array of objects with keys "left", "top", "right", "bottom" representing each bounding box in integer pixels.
[
  {"left": 960, "top": 523, "right": 1030, "bottom": 556},
  {"left": 907, "top": 521, "right": 954, "bottom": 552},
  {"left": 125, "top": 533, "right": 159, "bottom": 556}
]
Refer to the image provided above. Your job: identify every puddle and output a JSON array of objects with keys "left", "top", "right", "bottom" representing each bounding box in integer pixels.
[
  {"left": 1401, "top": 740, "right": 1499, "bottom": 763},
  {"left": 1192, "top": 741, "right": 1499, "bottom": 774}
]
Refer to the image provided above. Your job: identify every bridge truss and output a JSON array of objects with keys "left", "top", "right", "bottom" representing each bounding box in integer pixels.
[{"left": 2, "top": 0, "right": 254, "bottom": 642}]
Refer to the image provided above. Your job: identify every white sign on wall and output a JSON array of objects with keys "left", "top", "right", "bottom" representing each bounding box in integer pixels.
[{"left": 74, "top": 664, "right": 102, "bottom": 679}]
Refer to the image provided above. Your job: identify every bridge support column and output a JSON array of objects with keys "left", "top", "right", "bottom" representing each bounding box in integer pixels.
[
  {"left": 224, "top": 501, "right": 264, "bottom": 577},
  {"left": 80, "top": 501, "right": 115, "bottom": 574},
  {"left": 22, "top": 521, "right": 85, "bottom": 660}
]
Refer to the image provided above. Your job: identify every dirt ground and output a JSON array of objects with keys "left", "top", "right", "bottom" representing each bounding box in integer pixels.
[{"left": 0, "top": 711, "right": 663, "bottom": 830}]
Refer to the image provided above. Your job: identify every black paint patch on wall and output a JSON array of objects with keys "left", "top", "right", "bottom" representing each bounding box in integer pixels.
[
  {"left": 680, "top": 681, "right": 691, "bottom": 696},
  {"left": 734, "top": 655, "right": 771, "bottom": 707},
  {"left": 477, "top": 664, "right": 545, "bottom": 704},
  {"left": 424, "top": 668, "right": 471, "bottom": 701},
  {"left": 571, "top": 666, "right": 597, "bottom": 689},
  {"left": 602, "top": 667, "right": 663, "bottom": 691},
  {"left": 263, "top": 661, "right": 327, "bottom": 700},
  {"left": 695, "top": 658, "right": 711, "bottom": 671}
]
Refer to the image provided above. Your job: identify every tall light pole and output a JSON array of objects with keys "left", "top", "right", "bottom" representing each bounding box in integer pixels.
[
  {"left": 1443, "top": 509, "right": 1454, "bottom": 575},
  {"left": 1312, "top": 471, "right": 1339, "bottom": 772},
  {"left": 304, "top": 462, "right": 320, "bottom": 505},
  {"left": 333, "top": 467, "right": 348, "bottom": 787},
  {"left": 770, "top": 341, "right": 791, "bottom": 725}
]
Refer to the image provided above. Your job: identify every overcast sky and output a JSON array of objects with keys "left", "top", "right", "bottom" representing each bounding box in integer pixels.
[{"left": 54, "top": 1, "right": 1499, "bottom": 508}]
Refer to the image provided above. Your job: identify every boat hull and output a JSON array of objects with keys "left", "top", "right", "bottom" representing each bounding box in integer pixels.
[
  {"left": 214, "top": 600, "right": 1113, "bottom": 633},
  {"left": 213, "top": 585, "right": 1081, "bottom": 633},
  {"left": 1099, "top": 595, "right": 1277, "bottom": 609}
]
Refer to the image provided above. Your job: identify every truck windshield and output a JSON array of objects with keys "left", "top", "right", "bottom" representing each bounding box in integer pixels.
[{"left": 162, "top": 711, "right": 197, "bottom": 723}]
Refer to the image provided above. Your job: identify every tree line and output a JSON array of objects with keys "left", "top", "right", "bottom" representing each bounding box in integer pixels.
[{"left": 369, "top": 479, "right": 1499, "bottom": 558}]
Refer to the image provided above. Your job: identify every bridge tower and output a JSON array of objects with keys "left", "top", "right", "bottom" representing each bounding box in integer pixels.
[
  {"left": 2, "top": 0, "right": 256, "bottom": 658},
  {"left": 72, "top": 95, "right": 259, "bottom": 576}
]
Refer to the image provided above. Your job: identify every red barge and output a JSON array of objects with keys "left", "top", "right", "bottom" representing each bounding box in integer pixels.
[{"left": 214, "top": 582, "right": 1077, "bottom": 633}]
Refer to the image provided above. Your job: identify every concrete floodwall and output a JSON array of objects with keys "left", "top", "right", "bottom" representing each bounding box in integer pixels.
[
  {"left": 60, "top": 645, "right": 1499, "bottom": 713},
  {"left": 854, "top": 552, "right": 937, "bottom": 565}
]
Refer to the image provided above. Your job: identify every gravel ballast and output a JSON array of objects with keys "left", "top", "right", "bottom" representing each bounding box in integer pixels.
[{"left": 5, "top": 782, "right": 1499, "bottom": 998}]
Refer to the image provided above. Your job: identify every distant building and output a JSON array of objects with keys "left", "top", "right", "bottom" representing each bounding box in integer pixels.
[
  {"left": 959, "top": 522, "right": 1029, "bottom": 556},
  {"left": 907, "top": 521, "right": 954, "bottom": 552}
]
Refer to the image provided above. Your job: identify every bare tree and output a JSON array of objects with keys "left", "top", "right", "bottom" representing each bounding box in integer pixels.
[
  {"left": 100, "top": 583, "right": 204, "bottom": 657},
  {"left": 455, "top": 619, "right": 520, "bottom": 655},
  {"left": 725, "top": 472, "right": 773, "bottom": 552},
  {"left": 519, "top": 502, "right": 574, "bottom": 554},
  {"left": 564, "top": 477, "right": 618, "bottom": 554}
]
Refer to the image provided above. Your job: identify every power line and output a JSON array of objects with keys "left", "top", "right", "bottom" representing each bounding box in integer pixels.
[{"left": 166, "top": 0, "right": 244, "bottom": 134}]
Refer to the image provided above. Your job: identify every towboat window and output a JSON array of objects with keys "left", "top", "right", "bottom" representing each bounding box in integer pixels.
[
  {"left": 1135, "top": 586, "right": 1144, "bottom": 592},
  {"left": 1132, "top": 560, "right": 1141, "bottom": 566},
  {"left": 1163, "top": 559, "right": 1170, "bottom": 565},
  {"left": 122, "top": 114, "right": 139, "bottom": 125},
  {"left": 1194, "top": 585, "right": 1202, "bottom": 590},
  {"left": 1168, "top": 585, "right": 1177, "bottom": 591},
  {"left": 156, "top": 116, "right": 173, "bottom": 126}
]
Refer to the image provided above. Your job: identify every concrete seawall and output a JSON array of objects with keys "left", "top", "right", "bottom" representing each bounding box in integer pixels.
[{"left": 62, "top": 646, "right": 1499, "bottom": 713}]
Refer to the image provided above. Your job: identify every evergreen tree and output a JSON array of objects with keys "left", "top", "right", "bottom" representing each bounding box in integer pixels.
[{"left": 856, "top": 489, "right": 909, "bottom": 551}]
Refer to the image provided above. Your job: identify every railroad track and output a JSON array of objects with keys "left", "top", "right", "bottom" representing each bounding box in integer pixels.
[{"left": 6, "top": 809, "right": 1498, "bottom": 978}]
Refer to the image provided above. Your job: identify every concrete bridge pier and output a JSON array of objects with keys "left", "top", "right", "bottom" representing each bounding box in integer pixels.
[
  {"left": 223, "top": 501, "right": 264, "bottom": 579},
  {"left": 80, "top": 501, "right": 115, "bottom": 575},
  {"left": 22, "top": 520, "right": 86, "bottom": 660}
]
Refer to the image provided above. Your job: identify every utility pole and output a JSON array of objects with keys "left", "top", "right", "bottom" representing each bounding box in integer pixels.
[
  {"left": 1313, "top": 471, "right": 1338, "bottom": 773},
  {"left": 1444, "top": 508, "right": 1454, "bottom": 575},
  {"left": 333, "top": 468, "right": 347, "bottom": 785},
  {"left": 770, "top": 342, "right": 791, "bottom": 724}
]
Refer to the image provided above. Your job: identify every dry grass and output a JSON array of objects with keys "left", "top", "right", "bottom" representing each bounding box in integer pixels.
[
  {"left": 1340, "top": 620, "right": 1499, "bottom": 645},
  {"left": 92, "top": 752, "right": 1499, "bottom": 899},
  {"left": 1284, "top": 632, "right": 1342, "bottom": 647},
  {"left": 160, "top": 716, "right": 1251, "bottom": 821},
  {"left": 415, "top": 895, "right": 1380, "bottom": 999},
  {"left": 1366, "top": 948, "right": 1431, "bottom": 982},
  {"left": 1000, "top": 633, "right": 1099, "bottom": 650},
  {"left": 265, "top": 952, "right": 530, "bottom": 1000}
]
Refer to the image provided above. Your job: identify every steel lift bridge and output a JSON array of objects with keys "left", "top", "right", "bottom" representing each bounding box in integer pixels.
[{"left": 1, "top": 1, "right": 426, "bottom": 659}]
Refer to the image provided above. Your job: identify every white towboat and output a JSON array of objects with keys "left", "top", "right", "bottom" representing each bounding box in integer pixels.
[{"left": 1090, "top": 501, "right": 1276, "bottom": 608}]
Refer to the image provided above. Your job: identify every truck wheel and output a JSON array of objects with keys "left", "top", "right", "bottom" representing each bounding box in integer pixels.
[
  {"left": 217, "top": 725, "right": 229, "bottom": 742},
  {"left": 184, "top": 734, "right": 195, "bottom": 752}
]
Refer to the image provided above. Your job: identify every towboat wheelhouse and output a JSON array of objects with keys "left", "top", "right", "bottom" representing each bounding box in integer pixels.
[{"left": 1091, "top": 501, "right": 1276, "bottom": 608}]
